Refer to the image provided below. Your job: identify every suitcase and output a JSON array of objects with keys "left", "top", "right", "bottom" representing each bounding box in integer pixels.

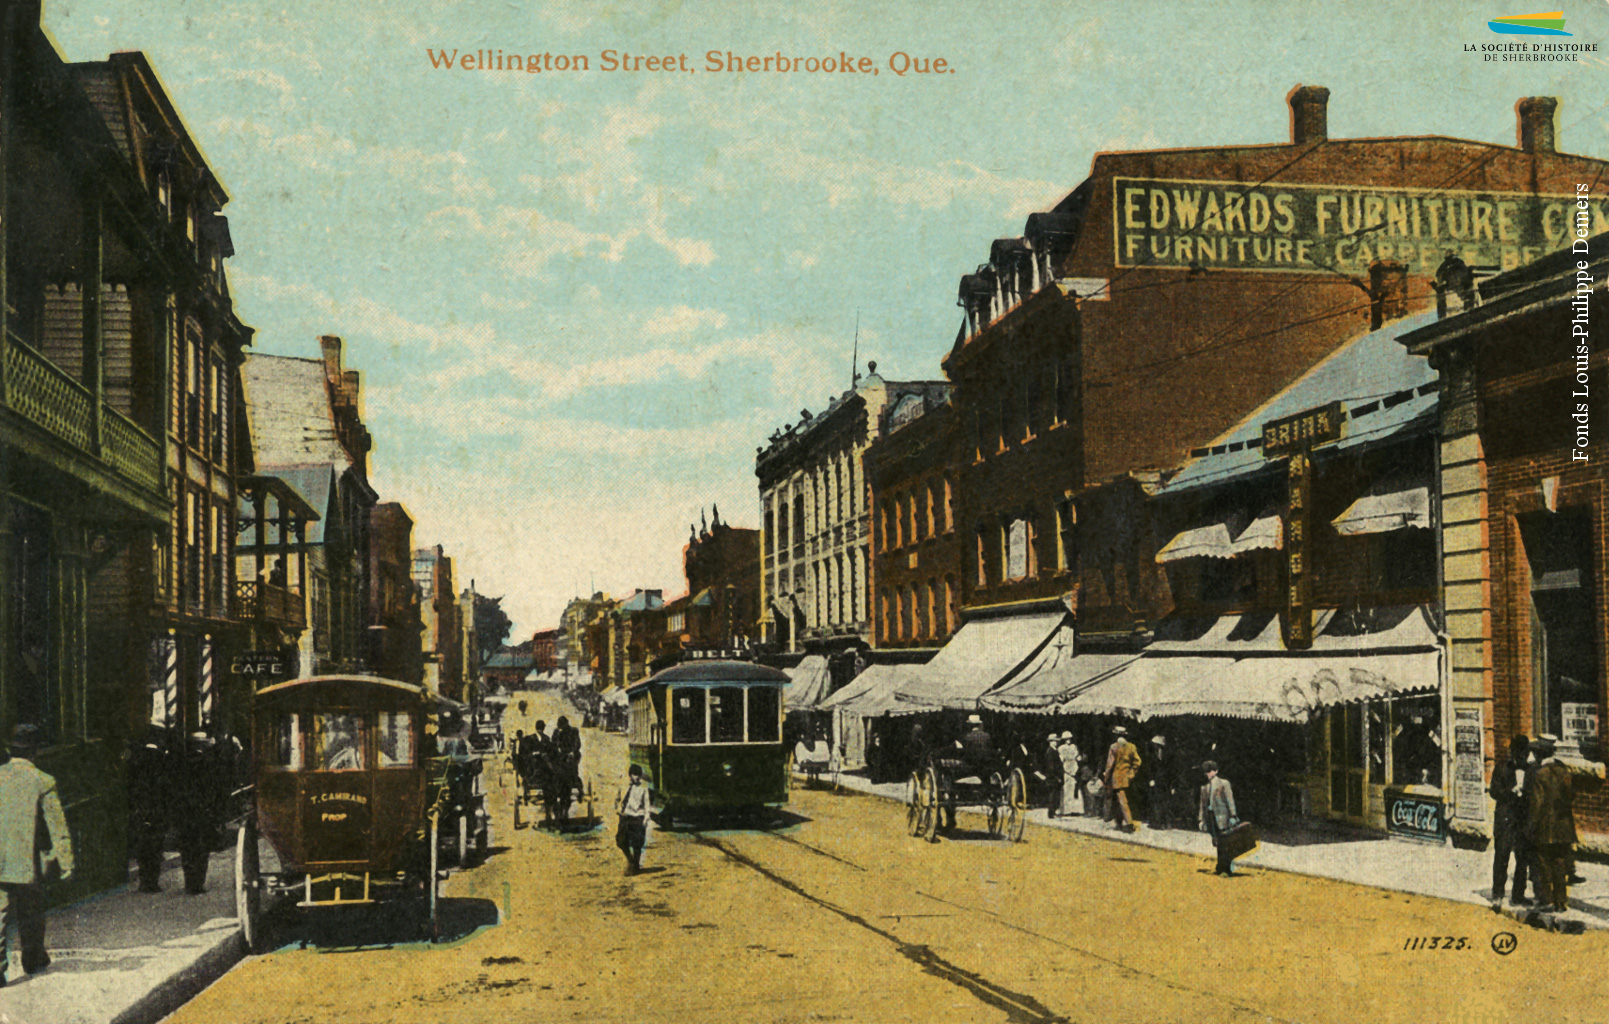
[{"left": 1217, "top": 820, "right": 1260, "bottom": 862}]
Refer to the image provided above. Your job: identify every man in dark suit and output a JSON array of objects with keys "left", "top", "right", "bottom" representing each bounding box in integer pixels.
[
  {"left": 1528, "top": 734, "right": 1604, "bottom": 913},
  {"left": 1489, "top": 735, "right": 1536, "bottom": 907}
]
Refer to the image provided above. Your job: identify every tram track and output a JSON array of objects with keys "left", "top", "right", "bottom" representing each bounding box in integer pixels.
[{"left": 689, "top": 808, "right": 1302, "bottom": 1024}]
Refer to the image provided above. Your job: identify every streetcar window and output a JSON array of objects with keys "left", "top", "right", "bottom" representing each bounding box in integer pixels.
[
  {"left": 671, "top": 687, "right": 707, "bottom": 744},
  {"left": 709, "top": 687, "right": 745, "bottom": 743},
  {"left": 377, "top": 711, "right": 414, "bottom": 768},
  {"left": 267, "top": 713, "right": 303, "bottom": 769},
  {"left": 747, "top": 687, "right": 780, "bottom": 743},
  {"left": 311, "top": 712, "right": 368, "bottom": 771}
]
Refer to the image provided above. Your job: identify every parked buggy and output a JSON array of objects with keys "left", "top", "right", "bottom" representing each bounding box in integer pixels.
[{"left": 904, "top": 733, "right": 1028, "bottom": 843}]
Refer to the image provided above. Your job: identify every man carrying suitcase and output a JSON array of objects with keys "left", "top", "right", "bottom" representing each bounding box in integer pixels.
[{"left": 1198, "top": 760, "right": 1248, "bottom": 877}]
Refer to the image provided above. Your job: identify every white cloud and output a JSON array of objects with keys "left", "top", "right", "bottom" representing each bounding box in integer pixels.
[
  {"left": 232, "top": 271, "right": 498, "bottom": 353},
  {"left": 643, "top": 306, "right": 728, "bottom": 336}
]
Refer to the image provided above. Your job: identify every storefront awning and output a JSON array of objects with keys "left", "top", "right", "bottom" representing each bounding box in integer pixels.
[
  {"left": 785, "top": 655, "right": 832, "bottom": 710},
  {"left": 894, "top": 610, "right": 1070, "bottom": 710},
  {"left": 1156, "top": 522, "right": 1235, "bottom": 562},
  {"left": 981, "top": 647, "right": 1142, "bottom": 713},
  {"left": 1331, "top": 486, "right": 1431, "bottom": 536},
  {"left": 820, "top": 664, "right": 925, "bottom": 717},
  {"left": 1229, "top": 514, "right": 1283, "bottom": 554},
  {"left": 1063, "top": 605, "right": 1441, "bottom": 722}
]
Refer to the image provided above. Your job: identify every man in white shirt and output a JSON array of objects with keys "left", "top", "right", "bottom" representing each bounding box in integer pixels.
[
  {"left": 1, "top": 724, "right": 74, "bottom": 985},
  {"left": 616, "top": 764, "right": 651, "bottom": 875}
]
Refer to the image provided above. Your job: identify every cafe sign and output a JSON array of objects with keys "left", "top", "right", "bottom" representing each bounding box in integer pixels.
[
  {"left": 231, "top": 652, "right": 290, "bottom": 678},
  {"left": 1113, "top": 177, "right": 1608, "bottom": 274}
]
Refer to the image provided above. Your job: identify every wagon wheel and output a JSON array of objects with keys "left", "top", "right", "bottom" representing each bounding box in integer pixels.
[
  {"left": 905, "top": 772, "right": 924, "bottom": 836},
  {"left": 986, "top": 772, "right": 1006, "bottom": 837},
  {"left": 234, "top": 816, "right": 265, "bottom": 953},
  {"left": 918, "top": 767, "right": 941, "bottom": 843},
  {"left": 1005, "top": 768, "right": 1029, "bottom": 843}
]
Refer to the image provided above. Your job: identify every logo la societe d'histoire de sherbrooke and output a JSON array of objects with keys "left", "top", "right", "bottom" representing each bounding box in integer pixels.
[{"left": 1488, "top": 10, "right": 1571, "bottom": 35}]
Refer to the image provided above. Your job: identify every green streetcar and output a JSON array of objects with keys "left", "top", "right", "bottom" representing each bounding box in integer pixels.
[{"left": 627, "top": 659, "right": 790, "bottom": 824}]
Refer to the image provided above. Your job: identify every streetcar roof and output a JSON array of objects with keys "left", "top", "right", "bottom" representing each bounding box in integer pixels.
[
  {"left": 628, "top": 660, "right": 790, "bottom": 693},
  {"left": 255, "top": 674, "right": 432, "bottom": 705}
]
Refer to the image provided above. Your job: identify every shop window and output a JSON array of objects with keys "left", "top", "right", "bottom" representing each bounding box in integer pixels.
[
  {"left": 1391, "top": 696, "right": 1441, "bottom": 786},
  {"left": 1380, "top": 530, "right": 1435, "bottom": 592},
  {"left": 1055, "top": 499, "right": 1077, "bottom": 573},
  {"left": 1521, "top": 510, "right": 1600, "bottom": 753}
]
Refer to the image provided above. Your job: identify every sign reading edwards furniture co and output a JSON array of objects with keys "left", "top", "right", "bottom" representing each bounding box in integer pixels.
[{"left": 1112, "top": 177, "right": 1608, "bottom": 274}]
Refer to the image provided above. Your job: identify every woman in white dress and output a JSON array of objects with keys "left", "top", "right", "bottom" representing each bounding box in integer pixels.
[{"left": 1057, "top": 732, "right": 1083, "bottom": 816}]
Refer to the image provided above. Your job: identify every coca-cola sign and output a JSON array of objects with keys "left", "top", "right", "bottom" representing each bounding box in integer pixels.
[{"left": 1386, "top": 792, "right": 1446, "bottom": 844}]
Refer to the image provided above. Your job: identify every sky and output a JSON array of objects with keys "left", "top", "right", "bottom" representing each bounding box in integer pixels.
[{"left": 41, "top": 0, "right": 1609, "bottom": 637}]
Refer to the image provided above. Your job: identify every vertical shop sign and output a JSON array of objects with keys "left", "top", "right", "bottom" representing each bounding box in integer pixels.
[{"left": 1453, "top": 706, "right": 1485, "bottom": 822}]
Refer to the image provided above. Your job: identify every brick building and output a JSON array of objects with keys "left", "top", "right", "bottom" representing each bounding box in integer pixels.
[
  {"left": 1401, "top": 232, "right": 1609, "bottom": 847},
  {"left": 864, "top": 388, "right": 963, "bottom": 650},
  {"left": 663, "top": 507, "right": 761, "bottom": 658},
  {"left": 946, "top": 86, "right": 1607, "bottom": 641},
  {"left": 757, "top": 365, "right": 948, "bottom": 661},
  {"left": 411, "top": 545, "right": 461, "bottom": 698}
]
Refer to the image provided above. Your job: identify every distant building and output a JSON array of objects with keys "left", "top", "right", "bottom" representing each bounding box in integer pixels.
[
  {"left": 530, "top": 627, "right": 560, "bottom": 674},
  {"left": 663, "top": 506, "right": 761, "bottom": 660},
  {"left": 369, "top": 502, "right": 423, "bottom": 684},
  {"left": 756, "top": 364, "right": 949, "bottom": 655},
  {"left": 411, "top": 545, "right": 461, "bottom": 698}
]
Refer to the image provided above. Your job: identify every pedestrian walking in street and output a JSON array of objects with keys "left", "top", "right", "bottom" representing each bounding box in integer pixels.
[
  {"left": 1489, "top": 734, "right": 1538, "bottom": 907},
  {"left": 0, "top": 724, "right": 75, "bottom": 985},
  {"left": 616, "top": 764, "right": 651, "bottom": 875},
  {"left": 1103, "top": 725, "right": 1141, "bottom": 832},
  {"left": 1056, "top": 732, "right": 1083, "bottom": 817},
  {"left": 1197, "top": 760, "right": 1239, "bottom": 876},
  {"left": 1527, "top": 734, "right": 1604, "bottom": 913}
]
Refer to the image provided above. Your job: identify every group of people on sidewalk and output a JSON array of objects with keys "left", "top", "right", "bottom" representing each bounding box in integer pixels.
[
  {"left": 1025, "top": 725, "right": 1244, "bottom": 871},
  {"left": 512, "top": 717, "right": 584, "bottom": 825},
  {"left": 128, "top": 727, "right": 240, "bottom": 896},
  {"left": 1490, "top": 732, "right": 1605, "bottom": 914}
]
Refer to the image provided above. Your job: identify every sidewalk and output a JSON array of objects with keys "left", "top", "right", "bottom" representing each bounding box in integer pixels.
[
  {"left": 808, "top": 769, "right": 1609, "bottom": 934},
  {"left": 0, "top": 846, "right": 242, "bottom": 1024}
]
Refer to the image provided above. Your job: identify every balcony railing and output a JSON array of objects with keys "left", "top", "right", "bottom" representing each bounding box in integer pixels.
[
  {"left": 4, "top": 330, "right": 162, "bottom": 494},
  {"left": 236, "top": 580, "right": 307, "bottom": 631}
]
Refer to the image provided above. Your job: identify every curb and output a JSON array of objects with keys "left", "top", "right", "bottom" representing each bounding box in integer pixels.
[{"left": 108, "top": 927, "right": 245, "bottom": 1024}]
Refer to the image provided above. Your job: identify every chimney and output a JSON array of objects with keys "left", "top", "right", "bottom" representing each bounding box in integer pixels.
[
  {"left": 1288, "top": 85, "right": 1330, "bottom": 145},
  {"left": 1517, "top": 96, "right": 1557, "bottom": 154},
  {"left": 1369, "top": 261, "right": 1408, "bottom": 330},
  {"left": 342, "top": 369, "right": 361, "bottom": 409},
  {"left": 319, "top": 334, "right": 343, "bottom": 387}
]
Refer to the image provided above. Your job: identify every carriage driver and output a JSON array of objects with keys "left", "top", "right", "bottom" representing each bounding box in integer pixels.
[{"left": 938, "top": 714, "right": 998, "bottom": 830}]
